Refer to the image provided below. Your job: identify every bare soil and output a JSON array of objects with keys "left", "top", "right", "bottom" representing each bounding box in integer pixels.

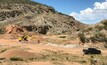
[{"left": 0, "top": 35, "right": 106, "bottom": 65}]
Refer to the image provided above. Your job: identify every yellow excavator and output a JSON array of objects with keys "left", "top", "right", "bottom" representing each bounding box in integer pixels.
[
  {"left": 18, "top": 35, "right": 38, "bottom": 42},
  {"left": 18, "top": 35, "right": 29, "bottom": 42}
]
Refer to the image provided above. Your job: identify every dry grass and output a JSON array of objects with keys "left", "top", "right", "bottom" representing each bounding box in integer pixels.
[
  {"left": 28, "top": 50, "right": 86, "bottom": 65},
  {"left": 38, "top": 50, "right": 107, "bottom": 65},
  {"left": 0, "top": 49, "right": 7, "bottom": 53}
]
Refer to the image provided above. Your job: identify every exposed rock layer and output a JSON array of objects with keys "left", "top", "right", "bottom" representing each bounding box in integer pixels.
[{"left": 0, "top": 0, "right": 85, "bottom": 34}]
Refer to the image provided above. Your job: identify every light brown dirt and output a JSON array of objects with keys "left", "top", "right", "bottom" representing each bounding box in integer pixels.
[
  {"left": 0, "top": 38, "right": 107, "bottom": 56},
  {"left": 0, "top": 49, "right": 35, "bottom": 59},
  {"left": 0, "top": 35, "right": 107, "bottom": 65}
]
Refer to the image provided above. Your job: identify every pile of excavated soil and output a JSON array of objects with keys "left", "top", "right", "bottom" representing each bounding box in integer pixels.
[
  {"left": 0, "top": 25, "right": 28, "bottom": 39},
  {"left": 5, "top": 25, "right": 27, "bottom": 34}
]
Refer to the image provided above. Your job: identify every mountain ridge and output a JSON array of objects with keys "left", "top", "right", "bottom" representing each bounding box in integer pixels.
[{"left": 0, "top": 0, "right": 85, "bottom": 34}]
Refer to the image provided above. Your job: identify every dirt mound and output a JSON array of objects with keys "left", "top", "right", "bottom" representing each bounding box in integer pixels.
[
  {"left": 5, "top": 25, "right": 27, "bottom": 34},
  {"left": 1, "top": 25, "right": 28, "bottom": 39},
  {"left": 0, "top": 49, "right": 37, "bottom": 59}
]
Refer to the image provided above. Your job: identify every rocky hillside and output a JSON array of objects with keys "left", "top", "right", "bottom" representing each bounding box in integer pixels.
[{"left": 0, "top": 0, "right": 85, "bottom": 34}]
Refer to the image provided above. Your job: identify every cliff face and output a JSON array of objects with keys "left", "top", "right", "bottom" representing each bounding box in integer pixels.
[{"left": 0, "top": 0, "right": 85, "bottom": 34}]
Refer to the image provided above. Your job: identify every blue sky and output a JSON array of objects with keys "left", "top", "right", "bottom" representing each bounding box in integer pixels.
[{"left": 33, "top": 0, "right": 107, "bottom": 24}]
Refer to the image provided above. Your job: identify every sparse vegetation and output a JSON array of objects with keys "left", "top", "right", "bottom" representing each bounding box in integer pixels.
[
  {"left": 88, "top": 55, "right": 107, "bottom": 65},
  {"left": 102, "top": 20, "right": 107, "bottom": 26},
  {"left": 87, "top": 27, "right": 93, "bottom": 31},
  {"left": 79, "top": 60, "right": 87, "bottom": 64},
  {"left": 0, "top": 0, "right": 106, "bottom": 65},
  {"left": 0, "top": 49, "right": 7, "bottom": 53},
  {"left": 59, "top": 36, "right": 66, "bottom": 38},
  {"left": 78, "top": 32, "right": 86, "bottom": 43},
  {"left": 0, "top": 28, "right": 5, "bottom": 34},
  {"left": 90, "top": 32, "right": 107, "bottom": 43},
  {"left": 52, "top": 62, "right": 64, "bottom": 65},
  {"left": 104, "top": 43, "right": 107, "bottom": 48},
  {"left": 95, "top": 25, "right": 105, "bottom": 31},
  {"left": 0, "top": 58, "right": 5, "bottom": 60},
  {"left": 10, "top": 57, "right": 23, "bottom": 61},
  {"left": 0, "top": 0, "right": 36, "bottom": 4},
  {"left": 28, "top": 50, "right": 87, "bottom": 65},
  {"left": 101, "top": 20, "right": 107, "bottom": 30},
  {"left": 32, "top": 50, "right": 86, "bottom": 64}
]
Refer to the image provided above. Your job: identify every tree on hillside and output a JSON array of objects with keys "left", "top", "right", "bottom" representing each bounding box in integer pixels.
[{"left": 78, "top": 32, "right": 86, "bottom": 43}]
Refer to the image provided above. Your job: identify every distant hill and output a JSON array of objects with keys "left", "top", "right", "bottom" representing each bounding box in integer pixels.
[{"left": 0, "top": 0, "right": 85, "bottom": 34}]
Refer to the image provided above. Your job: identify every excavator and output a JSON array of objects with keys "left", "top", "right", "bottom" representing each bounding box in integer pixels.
[
  {"left": 18, "top": 35, "right": 40, "bottom": 43},
  {"left": 18, "top": 35, "right": 37, "bottom": 42},
  {"left": 18, "top": 35, "right": 29, "bottom": 42}
]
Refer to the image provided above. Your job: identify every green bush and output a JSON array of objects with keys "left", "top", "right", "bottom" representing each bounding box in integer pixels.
[
  {"left": 0, "top": 28, "right": 5, "bottom": 34},
  {"left": 78, "top": 32, "right": 86, "bottom": 43},
  {"left": 90, "top": 32, "right": 107, "bottom": 43},
  {"left": 10, "top": 57, "right": 23, "bottom": 61},
  {"left": 59, "top": 36, "right": 66, "bottom": 38},
  {"left": 95, "top": 26, "right": 104, "bottom": 31}
]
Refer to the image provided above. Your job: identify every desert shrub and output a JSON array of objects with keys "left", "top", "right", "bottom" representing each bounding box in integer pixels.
[
  {"left": 0, "top": 0, "right": 33, "bottom": 4},
  {"left": 62, "top": 31, "right": 67, "bottom": 34},
  {"left": 101, "top": 20, "right": 107, "bottom": 30},
  {"left": 79, "top": 60, "right": 87, "bottom": 64},
  {"left": 59, "top": 36, "right": 66, "bottom": 38},
  {"left": 85, "top": 38, "right": 90, "bottom": 43},
  {"left": 87, "top": 27, "right": 93, "bottom": 31},
  {"left": 78, "top": 32, "right": 86, "bottom": 43},
  {"left": 0, "top": 58, "right": 5, "bottom": 60},
  {"left": 103, "top": 26, "right": 107, "bottom": 30},
  {"left": 104, "top": 44, "right": 107, "bottom": 48},
  {"left": 102, "top": 20, "right": 107, "bottom": 26},
  {"left": 90, "top": 32, "right": 107, "bottom": 43},
  {"left": 10, "top": 57, "right": 23, "bottom": 61},
  {"left": 95, "top": 26, "right": 104, "bottom": 31},
  {"left": 0, "top": 49, "right": 7, "bottom": 53},
  {"left": 0, "top": 28, "right": 5, "bottom": 34},
  {"left": 90, "top": 36, "right": 96, "bottom": 43}
]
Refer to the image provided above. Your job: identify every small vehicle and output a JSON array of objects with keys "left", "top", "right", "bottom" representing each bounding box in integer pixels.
[{"left": 83, "top": 48, "right": 101, "bottom": 54}]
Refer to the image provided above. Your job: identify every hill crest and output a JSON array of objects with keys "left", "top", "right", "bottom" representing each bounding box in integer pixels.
[{"left": 0, "top": 0, "right": 85, "bottom": 34}]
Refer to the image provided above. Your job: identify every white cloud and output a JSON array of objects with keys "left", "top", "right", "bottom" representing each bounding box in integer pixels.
[{"left": 70, "top": 1, "right": 107, "bottom": 24}]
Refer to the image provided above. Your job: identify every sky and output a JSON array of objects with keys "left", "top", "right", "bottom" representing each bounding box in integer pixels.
[{"left": 33, "top": 0, "right": 107, "bottom": 24}]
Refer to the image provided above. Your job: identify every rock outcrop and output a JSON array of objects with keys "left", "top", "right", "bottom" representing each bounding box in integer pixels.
[
  {"left": 5, "top": 25, "right": 27, "bottom": 34},
  {"left": 0, "top": 0, "right": 85, "bottom": 34}
]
